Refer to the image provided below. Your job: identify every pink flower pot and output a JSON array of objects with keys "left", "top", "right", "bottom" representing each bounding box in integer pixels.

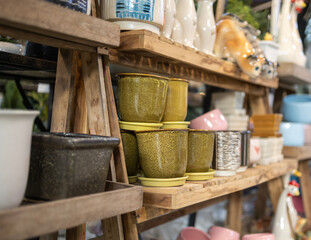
[
  {"left": 177, "top": 227, "right": 210, "bottom": 240},
  {"left": 190, "top": 109, "right": 228, "bottom": 131},
  {"left": 242, "top": 233, "right": 275, "bottom": 240},
  {"left": 208, "top": 226, "right": 240, "bottom": 240}
]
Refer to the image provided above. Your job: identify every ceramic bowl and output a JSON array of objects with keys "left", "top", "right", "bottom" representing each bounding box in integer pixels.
[
  {"left": 208, "top": 226, "right": 240, "bottom": 240},
  {"left": 121, "top": 131, "right": 139, "bottom": 177},
  {"left": 282, "top": 94, "right": 311, "bottom": 124},
  {"left": 0, "top": 110, "right": 38, "bottom": 210},
  {"left": 136, "top": 129, "right": 188, "bottom": 178},
  {"left": 305, "top": 124, "right": 311, "bottom": 145},
  {"left": 187, "top": 130, "right": 215, "bottom": 173},
  {"left": 177, "top": 227, "right": 210, "bottom": 240},
  {"left": 190, "top": 109, "right": 228, "bottom": 131},
  {"left": 101, "top": 0, "right": 165, "bottom": 34},
  {"left": 280, "top": 122, "right": 305, "bottom": 146},
  {"left": 0, "top": 42, "right": 24, "bottom": 55},
  {"left": 259, "top": 41, "right": 279, "bottom": 63},
  {"left": 242, "top": 233, "right": 275, "bottom": 240},
  {"left": 162, "top": 78, "right": 189, "bottom": 121},
  {"left": 161, "top": 121, "right": 190, "bottom": 129},
  {"left": 117, "top": 73, "right": 169, "bottom": 123}
]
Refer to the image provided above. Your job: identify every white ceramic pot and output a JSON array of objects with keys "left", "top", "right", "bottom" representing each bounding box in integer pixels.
[
  {"left": 0, "top": 42, "right": 24, "bottom": 55},
  {"left": 0, "top": 110, "right": 38, "bottom": 210},
  {"left": 161, "top": 0, "right": 176, "bottom": 38},
  {"left": 194, "top": 0, "right": 216, "bottom": 54},
  {"left": 172, "top": 0, "right": 197, "bottom": 47},
  {"left": 101, "top": 0, "right": 165, "bottom": 35},
  {"left": 258, "top": 41, "right": 279, "bottom": 63}
]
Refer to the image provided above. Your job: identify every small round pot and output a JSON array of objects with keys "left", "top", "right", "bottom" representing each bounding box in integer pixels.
[
  {"left": 0, "top": 110, "right": 38, "bottom": 210},
  {"left": 162, "top": 78, "right": 189, "bottom": 121},
  {"left": 242, "top": 233, "right": 275, "bottom": 240},
  {"left": 187, "top": 130, "right": 215, "bottom": 173},
  {"left": 190, "top": 109, "right": 228, "bottom": 131},
  {"left": 208, "top": 226, "right": 240, "bottom": 240},
  {"left": 136, "top": 129, "right": 188, "bottom": 178},
  {"left": 121, "top": 131, "right": 139, "bottom": 176},
  {"left": 117, "top": 73, "right": 169, "bottom": 123},
  {"left": 161, "top": 121, "right": 190, "bottom": 129},
  {"left": 282, "top": 94, "right": 311, "bottom": 124}
]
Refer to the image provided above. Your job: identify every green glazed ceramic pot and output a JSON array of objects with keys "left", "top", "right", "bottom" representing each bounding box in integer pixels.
[
  {"left": 117, "top": 73, "right": 169, "bottom": 123},
  {"left": 136, "top": 129, "right": 188, "bottom": 178},
  {"left": 187, "top": 130, "right": 215, "bottom": 173},
  {"left": 162, "top": 78, "right": 189, "bottom": 121},
  {"left": 121, "top": 131, "right": 139, "bottom": 176}
]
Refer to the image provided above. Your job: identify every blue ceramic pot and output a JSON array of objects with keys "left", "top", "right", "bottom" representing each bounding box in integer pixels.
[
  {"left": 280, "top": 122, "right": 305, "bottom": 146},
  {"left": 282, "top": 94, "right": 311, "bottom": 124}
]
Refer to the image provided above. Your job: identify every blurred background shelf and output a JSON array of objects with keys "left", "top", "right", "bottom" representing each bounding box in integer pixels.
[
  {"left": 283, "top": 145, "right": 311, "bottom": 160},
  {"left": 278, "top": 63, "right": 311, "bottom": 85}
]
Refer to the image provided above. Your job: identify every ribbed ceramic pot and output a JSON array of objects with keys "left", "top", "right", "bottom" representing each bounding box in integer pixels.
[
  {"left": 121, "top": 130, "right": 139, "bottom": 176},
  {"left": 187, "top": 130, "right": 215, "bottom": 173},
  {"left": 136, "top": 129, "right": 188, "bottom": 178},
  {"left": 162, "top": 78, "right": 189, "bottom": 122},
  {"left": 117, "top": 73, "right": 169, "bottom": 123}
]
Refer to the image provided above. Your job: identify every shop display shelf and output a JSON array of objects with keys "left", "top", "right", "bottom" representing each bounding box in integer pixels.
[
  {"left": 109, "top": 30, "right": 279, "bottom": 96},
  {"left": 0, "top": 181, "right": 143, "bottom": 240},
  {"left": 278, "top": 63, "right": 311, "bottom": 85},
  {"left": 139, "top": 160, "right": 297, "bottom": 210},
  {"left": 0, "top": 0, "right": 120, "bottom": 53},
  {"left": 283, "top": 145, "right": 311, "bottom": 160}
]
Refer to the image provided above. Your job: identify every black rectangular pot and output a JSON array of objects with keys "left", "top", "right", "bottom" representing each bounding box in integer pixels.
[{"left": 25, "top": 132, "right": 120, "bottom": 200}]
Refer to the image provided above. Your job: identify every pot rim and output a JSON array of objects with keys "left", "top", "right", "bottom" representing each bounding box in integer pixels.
[
  {"left": 116, "top": 73, "right": 169, "bottom": 81},
  {"left": 169, "top": 78, "right": 189, "bottom": 84},
  {"left": 0, "top": 109, "right": 39, "bottom": 116},
  {"left": 162, "top": 121, "right": 190, "bottom": 124},
  {"left": 136, "top": 128, "right": 189, "bottom": 134}
]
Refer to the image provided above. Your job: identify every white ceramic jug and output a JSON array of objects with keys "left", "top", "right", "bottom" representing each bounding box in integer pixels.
[
  {"left": 0, "top": 110, "right": 38, "bottom": 210},
  {"left": 172, "top": 0, "right": 197, "bottom": 47},
  {"left": 161, "top": 0, "right": 176, "bottom": 38},
  {"left": 194, "top": 0, "right": 216, "bottom": 54}
]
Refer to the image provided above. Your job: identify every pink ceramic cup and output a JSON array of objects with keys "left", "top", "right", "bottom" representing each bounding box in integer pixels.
[
  {"left": 190, "top": 109, "right": 228, "bottom": 131},
  {"left": 208, "top": 226, "right": 240, "bottom": 240},
  {"left": 242, "top": 233, "right": 275, "bottom": 240},
  {"left": 177, "top": 227, "right": 210, "bottom": 240}
]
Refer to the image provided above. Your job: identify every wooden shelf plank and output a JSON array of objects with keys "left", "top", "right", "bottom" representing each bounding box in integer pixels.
[
  {"left": 140, "top": 160, "right": 297, "bottom": 210},
  {"left": 0, "top": 181, "right": 143, "bottom": 240},
  {"left": 0, "top": 0, "right": 120, "bottom": 52},
  {"left": 283, "top": 145, "right": 311, "bottom": 160},
  {"left": 109, "top": 30, "right": 278, "bottom": 96},
  {"left": 278, "top": 63, "right": 311, "bottom": 85}
]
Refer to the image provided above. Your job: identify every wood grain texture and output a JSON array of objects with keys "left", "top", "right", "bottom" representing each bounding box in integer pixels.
[
  {"left": 267, "top": 177, "right": 284, "bottom": 212},
  {"left": 0, "top": 0, "right": 120, "bottom": 48},
  {"left": 299, "top": 160, "right": 311, "bottom": 223},
  {"left": 278, "top": 63, "right": 311, "bottom": 85},
  {"left": 67, "top": 225, "right": 86, "bottom": 240},
  {"left": 50, "top": 49, "right": 76, "bottom": 132},
  {"left": 141, "top": 160, "right": 297, "bottom": 209},
  {"left": 226, "top": 191, "right": 243, "bottom": 233},
  {"left": 0, "top": 182, "right": 143, "bottom": 240},
  {"left": 283, "top": 146, "right": 311, "bottom": 161},
  {"left": 39, "top": 233, "right": 58, "bottom": 240}
]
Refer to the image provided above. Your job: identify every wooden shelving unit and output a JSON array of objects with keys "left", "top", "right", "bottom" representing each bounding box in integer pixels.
[
  {"left": 109, "top": 30, "right": 279, "bottom": 96},
  {"left": 0, "top": 182, "right": 143, "bottom": 240},
  {"left": 278, "top": 63, "right": 311, "bottom": 85},
  {"left": 283, "top": 145, "right": 311, "bottom": 160}
]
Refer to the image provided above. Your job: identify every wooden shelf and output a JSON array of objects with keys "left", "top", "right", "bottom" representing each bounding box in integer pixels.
[
  {"left": 278, "top": 63, "right": 311, "bottom": 85},
  {"left": 0, "top": 51, "right": 56, "bottom": 81},
  {"left": 0, "top": 181, "right": 143, "bottom": 240},
  {"left": 283, "top": 145, "right": 311, "bottom": 160},
  {"left": 140, "top": 160, "right": 297, "bottom": 210},
  {"left": 0, "top": 0, "right": 120, "bottom": 53},
  {"left": 109, "top": 30, "right": 279, "bottom": 96}
]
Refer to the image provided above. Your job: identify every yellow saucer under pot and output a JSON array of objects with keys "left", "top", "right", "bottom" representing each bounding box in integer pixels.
[
  {"left": 138, "top": 176, "right": 188, "bottom": 187},
  {"left": 119, "top": 121, "right": 163, "bottom": 131},
  {"left": 185, "top": 169, "right": 216, "bottom": 181},
  {"left": 128, "top": 175, "right": 138, "bottom": 184},
  {"left": 161, "top": 121, "right": 190, "bottom": 129}
]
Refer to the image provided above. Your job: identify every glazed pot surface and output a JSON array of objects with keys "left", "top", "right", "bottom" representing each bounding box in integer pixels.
[{"left": 121, "top": 131, "right": 139, "bottom": 176}]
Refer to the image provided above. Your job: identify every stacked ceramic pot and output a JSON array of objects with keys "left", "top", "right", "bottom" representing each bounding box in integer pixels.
[{"left": 117, "top": 73, "right": 191, "bottom": 186}]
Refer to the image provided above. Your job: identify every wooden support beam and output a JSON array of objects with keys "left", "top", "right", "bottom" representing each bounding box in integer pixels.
[
  {"left": 267, "top": 177, "right": 284, "bottom": 212},
  {"left": 39, "top": 233, "right": 58, "bottom": 240},
  {"left": 66, "top": 225, "right": 86, "bottom": 240},
  {"left": 299, "top": 160, "right": 311, "bottom": 223},
  {"left": 226, "top": 191, "right": 243, "bottom": 233}
]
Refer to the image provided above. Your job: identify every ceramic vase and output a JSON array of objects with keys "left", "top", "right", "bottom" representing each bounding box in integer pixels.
[
  {"left": 161, "top": 0, "right": 176, "bottom": 38},
  {"left": 172, "top": 0, "right": 197, "bottom": 47},
  {"left": 270, "top": 0, "right": 281, "bottom": 40},
  {"left": 194, "top": 0, "right": 216, "bottom": 54},
  {"left": 0, "top": 110, "right": 38, "bottom": 210},
  {"left": 101, "top": 0, "right": 165, "bottom": 35}
]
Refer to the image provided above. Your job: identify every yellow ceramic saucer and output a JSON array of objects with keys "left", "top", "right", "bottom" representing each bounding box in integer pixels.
[
  {"left": 128, "top": 175, "right": 138, "bottom": 184},
  {"left": 161, "top": 121, "right": 190, "bottom": 129},
  {"left": 119, "top": 121, "right": 163, "bottom": 131},
  {"left": 185, "top": 169, "right": 216, "bottom": 181},
  {"left": 138, "top": 176, "right": 188, "bottom": 187}
]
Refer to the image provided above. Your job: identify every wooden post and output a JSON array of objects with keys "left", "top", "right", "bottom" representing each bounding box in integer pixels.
[
  {"left": 267, "top": 177, "right": 284, "bottom": 212},
  {"left": 226, "top": 191, "right": 243, "bottom": 233},
  {"left": 67, "top": 225, "right": 86, "bottom": 240},
  {"left": 299, "top": 160, "right": 311, "bottom": 223},
  {"left": 39, "top": 232, "right": 58, "bottom": 240}
]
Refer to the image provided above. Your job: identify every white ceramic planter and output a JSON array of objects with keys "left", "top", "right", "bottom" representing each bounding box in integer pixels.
[
  {"left": 161, "top": 0, "right": 176, "bottom": 38},
  {"left": 0, "top": 110, "right": 38, "bottom": 210},
  {"left": 101, "top": 0, "right": 165, "bottom": 35},
  {"left": 0, "top": 42, "right": 24, "bottom": 55},
  {"left": 258, "top": 41, "right": 279, "bottom": 63}
]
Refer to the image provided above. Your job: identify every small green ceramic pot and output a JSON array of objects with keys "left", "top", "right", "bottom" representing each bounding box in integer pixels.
[
  {"left": 187, "top": 130, "right": 215, "bottom": 173},
  {"left": 117, "top": 73, "right": 169, "bottom": 123},
  {"left": 121, "top": 131, "right": 139, "bottom": 176},
  {"left": 136, "top": 129, "right": 188, "bottom": 178},
  {"left": 162, "top": 78, "right": 189, "bottom": 122}
]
